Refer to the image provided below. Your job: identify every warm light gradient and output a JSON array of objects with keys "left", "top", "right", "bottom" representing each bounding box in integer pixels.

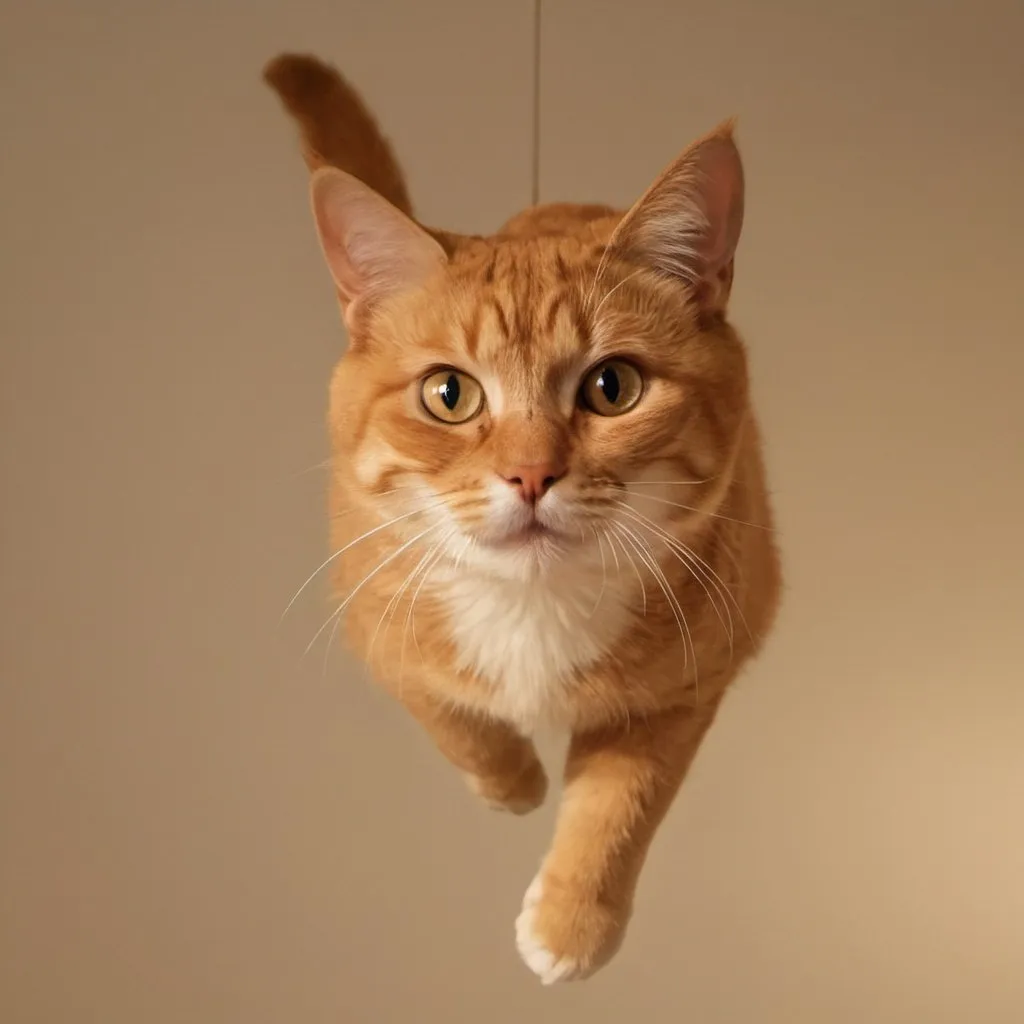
[{"left": 2, "top": 2, "right": 1022, "bottom": 1022}]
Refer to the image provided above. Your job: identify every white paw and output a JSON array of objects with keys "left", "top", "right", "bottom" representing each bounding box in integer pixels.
[
  {"left": 514, "top": 874, "right": 585, "bottom": 985},
  {"left": 463, "top": 773, "right": 525, "bottom": 813},
  {"left": 462, "top": 771, "right": 498, "bottom": 805},
  {"left": 462, "top": 766, "right": 546, "bottom": 815}
]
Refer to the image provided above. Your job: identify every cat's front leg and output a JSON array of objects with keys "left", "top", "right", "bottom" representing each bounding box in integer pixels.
[
  {"left": 401, "top": 690, "right": 548, "bottom": 815},
  {"left": 515, "top": 698, "right": 722, "bottom": 983}
]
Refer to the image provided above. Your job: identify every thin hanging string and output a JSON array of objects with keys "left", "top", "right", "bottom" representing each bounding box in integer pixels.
[{"left": 531, "top": 0, "right": 542, "bottom": 205}]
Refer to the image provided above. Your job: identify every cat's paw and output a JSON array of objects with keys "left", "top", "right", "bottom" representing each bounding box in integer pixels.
[
  {"left": 463, "top": 757, "right": 547, "bottom": 815},
  {"left": 514, "top": 871, "right": 629, "bottom": 984}
]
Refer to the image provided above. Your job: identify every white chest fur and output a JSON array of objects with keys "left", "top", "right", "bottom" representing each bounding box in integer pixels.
[{"left": 438, "top": 556, "right": 633, "bottom": 731}]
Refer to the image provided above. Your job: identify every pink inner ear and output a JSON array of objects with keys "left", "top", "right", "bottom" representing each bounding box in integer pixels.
[
  {"left": 692, "top": 136, "right": 744, "bottom": 274},
  {"left": 615, "top": 124, "right": 744, "bottom": 288},
  {"left": 310, "top": 167, "right": 448, "bottom": 314},
  {"left": 318, "top": 227, "right": 363, "bottom": 305}
]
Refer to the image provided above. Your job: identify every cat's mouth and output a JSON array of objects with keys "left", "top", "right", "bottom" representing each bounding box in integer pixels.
[{"left": 484, "top": 520, "right": 561, "bottom": 551}]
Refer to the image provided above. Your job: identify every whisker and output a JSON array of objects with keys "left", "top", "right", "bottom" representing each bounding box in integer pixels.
[
  {"left": 322, "top": 609, "right": 343, "bottom": 679},
  {"left": 608, "top": 528, "right": 647, "bottom": 616},
  {"left": 303, "top": 522, "right": 444, "bottom": 660},
  {"left": 367, "top": 539, "right": 438, "bottom": 668},
  {"left": 611, "top": 521, "right": 691, "bottom": 670},
  {"left": 414, "top": 532, "right": 471, "bottom": 660},
  {"left": 328, "top": 489, "right": 420, "bottom": 524},
  {"left": 615, "top": 502, "right": 753, "bottom": 647},
  {"left": 611, "top": 521, "right": 696, "bottom": 688},
  {"left": 400, "top": 529, "right": 455, "bottom": 687},
  {"left": 616, "top": 506, "right": 735, "bottom": 655},
  {"left": 674, "top": 535, "right": 753, "bottom": 646},
  {"left": 592, "top": 267, "right": 643, "bottom": 321},
  {"left": 717, "top": 532, "right": 748, "bottom": 588},
  {"left": 604, "top": 524, "right": 622, "bottom": 576},
  {"left": 622, "top": 491, "right": 773, "bottom": 531},
  {"left": 583, "top": 243, "right": 614, "bottom": 314},
  {"left": 451, "top": 533, "right": 472, "bottom": 575},
  {"left": 282, "top": 496, "right": 457, "bottom": 622},
  {"left": 590, "top": 526, "right": 609, "bottom": 618},
  {"left": 618, "top": 478, "right": 711, "bottom": 487},
  {"left": 329, "top": 486, "right": 422, "bottom": 520},
  {"left": 290, "top": 457, "right": 333, "bottom": 479}
]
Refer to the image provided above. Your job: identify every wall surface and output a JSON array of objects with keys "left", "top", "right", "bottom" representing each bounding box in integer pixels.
[{"left": 2, "top": 2, "right": 1022, "bottom": 1022}]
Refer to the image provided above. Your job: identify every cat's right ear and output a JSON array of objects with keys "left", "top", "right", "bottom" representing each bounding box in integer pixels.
[
  {"left": 610, "top": 120, "right": 744, "bottom": 315},
  {"left": 310, "top": 167, "right": 448, "bottom": 325}
]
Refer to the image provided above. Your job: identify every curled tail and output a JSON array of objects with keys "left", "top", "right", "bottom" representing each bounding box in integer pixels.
[{"left": 263, "top": 53, "right": 413, "bottom": 217}]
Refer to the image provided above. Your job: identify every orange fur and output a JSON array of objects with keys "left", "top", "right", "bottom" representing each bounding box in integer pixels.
[{"left": 266, "top": 54, "right": 782, "bottom": 984}]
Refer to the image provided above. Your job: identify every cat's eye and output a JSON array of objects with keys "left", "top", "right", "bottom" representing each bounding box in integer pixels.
[
  {"left": 420, "top": 369, "right": 485, "bottom": 424},
  {"left": 580, "top": 360, "right": 644, "bottom": 417}
]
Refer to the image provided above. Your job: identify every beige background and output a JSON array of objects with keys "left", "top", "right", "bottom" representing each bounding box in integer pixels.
[{"left": 2, "top": 1, "right": 1023, "bottom": 1021}]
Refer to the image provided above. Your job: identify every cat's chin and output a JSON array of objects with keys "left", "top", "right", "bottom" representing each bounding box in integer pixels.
[
  {"left": 462, "top": 526, "right": 579, "bottom": 578},
  {"left": 483, "top": 522, "right": 562, "bottom": 551}
]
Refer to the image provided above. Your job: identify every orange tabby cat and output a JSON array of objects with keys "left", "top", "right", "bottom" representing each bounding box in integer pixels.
[{"left": 265, "top": 54, "right": 781, "bottom": 984}]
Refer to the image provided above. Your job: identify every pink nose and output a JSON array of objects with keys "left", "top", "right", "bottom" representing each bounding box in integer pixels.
[{"left": 500, "top": 463, "right": 566, "bottom": 503}]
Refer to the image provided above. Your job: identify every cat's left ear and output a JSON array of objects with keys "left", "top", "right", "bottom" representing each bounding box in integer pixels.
[
  {"left": 310, "top": 166, "right": 448, "bottom": 326},
  {"left": 612, "top": 120, "right": 744, "bottom": 314}
]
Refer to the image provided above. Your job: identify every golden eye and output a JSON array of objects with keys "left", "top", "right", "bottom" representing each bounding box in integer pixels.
[
  {"left": 420, "top": 369, "right": 485, "bottom": 424},
  {"left": 580, "top": 360, "right": 644, "bottom": 416}
]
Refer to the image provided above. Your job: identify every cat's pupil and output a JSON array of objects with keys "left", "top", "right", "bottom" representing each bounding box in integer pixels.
[
  {"left": 599, "top": 366, "right": 621, "bottom": 404},
  {"left": 440, "top": 374, "right": 460, "bottom": 411}
]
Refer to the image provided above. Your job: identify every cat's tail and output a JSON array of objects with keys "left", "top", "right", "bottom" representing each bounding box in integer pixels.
[{"left": 263, "top": 53, "right": 414, "bottom": 217}]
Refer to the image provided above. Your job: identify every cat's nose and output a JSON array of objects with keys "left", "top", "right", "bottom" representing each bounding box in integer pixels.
[{"left": 500, "top": 462, "right": 566, "bottom": 504}]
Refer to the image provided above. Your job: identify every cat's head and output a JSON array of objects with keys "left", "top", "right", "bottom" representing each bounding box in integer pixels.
[{"left": 313, "top": 123, "right": 751, "bottom": 578}]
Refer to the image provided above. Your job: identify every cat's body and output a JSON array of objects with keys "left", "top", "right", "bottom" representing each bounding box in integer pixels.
[{"left": 266, "top": 54, "right": 781, "bottom": 983}]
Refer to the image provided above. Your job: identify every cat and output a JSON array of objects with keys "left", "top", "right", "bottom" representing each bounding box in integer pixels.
[{"left": 264, "top": 53, "right": 782, "bottom": 984}]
